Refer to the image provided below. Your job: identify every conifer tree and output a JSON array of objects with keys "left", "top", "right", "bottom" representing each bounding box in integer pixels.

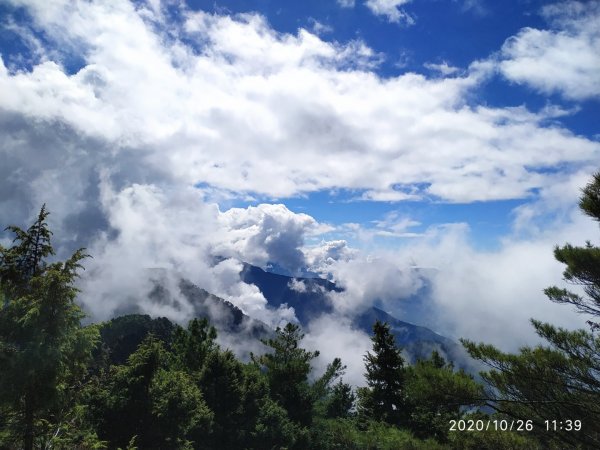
[
  {"left": 253, "top": 323, "right": 319, "bottom": 427},
  {"left": 403, "top": 351, "right": 483, "bottom": 442},
  {"left": 463, "top": 172, "right": 600, "bottom": 449},
  {"left": 0, "top": 206, "right": 98, "bottom": 449},
  {"left": 545, "top": 171, "right": 600, "bottom": 329},
  {"left": 359, "top": 320, "right": 405, "bottom": 426},
  {"left": 198, "top": 349, "right": 245, "bottom": 449},
  {"left": 325, "top": 380, "right": 356, "bottom": 419},
  {"left": 88, "top": 336, "right": 212, "bottom": 449},
  {"left": 172, "top": 317, "right": 218, "bottom": 376}
]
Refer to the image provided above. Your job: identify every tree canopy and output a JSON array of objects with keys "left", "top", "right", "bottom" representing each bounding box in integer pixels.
[
  {"left": 463, "top": 172, "right": 600, "bottom": 449},
  {"left": 4, "top": 173, "right": 600, "bottom": 450},
  {"left": 0, "top": 206, "right": 99, "bottom": 449}
]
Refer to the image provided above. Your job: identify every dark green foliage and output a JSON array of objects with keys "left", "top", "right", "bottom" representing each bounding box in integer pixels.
[
  {"left": 310, "top": 418, "right": 446, "bottom": 450},
  {"left": 197, "top": 349, "right": 245, "bottom": 449},
  {"left": 402, "top": 351, "right": 484, "bottom": 442},
  {"left": 325, "top": 380, "right": 356, "bottom": 419},
  {"left": 230, "top": 363, "right": 301, "bottom": 450},
  {"left": 359, "top": 320, "right": 406, "bottom": 426},
  {"left": 545, "top": 173, "right": 600, "bottom": 328},
  {"left": 463, "top": 323, "right": 600, "bottom": 449},
  {"left": 97, "top": 314, "right": 175, "bottom": 366},
  {"left": 313, "top": 357, "right": 346, "bottom": 400},
  {"left": 252, "top": 396, "right": 305, "bottom": 450},
  {"left": 13, "top": 206, "right": 592, "bottom": 449},
  {"left": 253, "top": 323, "right": 319, "bottom": 427},
  {"left": 0, "top": 206, "right": 99, "bottom": 449},
  {"left": 313, "top": 357, "right": 352, "bottom": 419},
  {"left": 580, "top": 171, "right": 600, "bottom": 222},
  {"left": 0, "top": 206, "right": 54, "bottom": 290},
  {"left": 463, "top": 172, "right": 600, "bottom": 449},
  {"left": 87, "top": 336, "right": 212, "bottom": 449},
  {"left": 172, "top": 317, "right": 217, "bottom": 375}
]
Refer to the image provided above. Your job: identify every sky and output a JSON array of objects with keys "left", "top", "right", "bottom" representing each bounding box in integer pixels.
[{"left": 1, "top": 0, "right": 599, "bottom": 381}]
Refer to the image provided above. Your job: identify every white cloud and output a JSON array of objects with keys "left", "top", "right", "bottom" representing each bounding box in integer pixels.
[
  {"left": 288, "top": 278, "right": 308, "bottom": 293},
  {"left": 460, "top": 0, "right": 487, "bottom": 16},
  {"left": 0, "top": 0, "right": 597, "bottom": 206},
  {"left": 424, "top": 61, "right": 460, "bottom": 76},
  {"left": 1, "top": 0, "right": 599, "bottom": 359},
  {"left": 215, "top": 204, "right": 322, "bottom": 274},
  {"left": 305, "top": 240, "right": 357, "bottom": 274},
  {"left": 372, "top": 211, "right": 422, "bottom": 237},
  {"left": 307, "top": 18, "right": 333, "bottom": 35},
  {"left": 76, "top": 178, "right": 300, "bottom": 328},
  {"left": 337, "top": 0, "right": 356, "bottom": 8},
  {"left": 365, "top": 0, "right": 414, "bottom": 24},
  {"left": 499, "top": 0, "right": 600, "bottom": 100},
  {"left": 326, "top": 255, "right": 425, "bottom": 315},
  {"left": 304, "top": 314, "right": 372, "bottom": 386},
  {"left": 209, "top": 258, "right": 298, "bottom": 328}
]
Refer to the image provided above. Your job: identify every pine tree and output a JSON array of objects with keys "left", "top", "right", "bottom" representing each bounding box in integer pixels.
[
  {"left": 463, "top": 172, "right": 600, "bottom": 449},
  {"left": 403, "top": 351, "right": 483, "bottom": 442},
  {"left": 172, "top": 317, "right": 218, "bottom": 376},
  {"left": 198, "top": 349, "right": 245, "bottom": 449},
  {"left": 359, "top": 320, "right": 405, "bottom": 426},
  {"left": 325, "top": 380, "right": 355, "bottom": 419},
  {"left": 0, "top": 206, "right": 99, "bottom": 450},
  {"left": 545, "top": 172, "right": 600, "bottom": 329},
  {"left": 253, "top": 323, "right": 319, "bottom": 427}
]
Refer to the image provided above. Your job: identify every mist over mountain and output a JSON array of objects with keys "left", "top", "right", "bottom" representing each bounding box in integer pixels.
[
  {"left": 241, "top": 263, "right": 474, "bottom": 370},
  {"left": 99, "top": 261, "right": 473, "bottom": 376},
  {"left": 103, "top": 267, "right": 273, "bottom": 360}
]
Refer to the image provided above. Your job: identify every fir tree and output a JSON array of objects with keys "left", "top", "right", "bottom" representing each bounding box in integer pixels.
[
  {"left": 253, "top": 323, "right": 319, "bottom": 427},
  {"left": 325, "top": 380, "right": 356, "bottom": 419},
  {"left": 359, "top": 320, "right": 405, "bottom": 426},
  {"left": 0, "top": 206, "right": 99, "bottom": 450},
  {"left": 403, "top": 351, "right": 483, "bottom": 442}
]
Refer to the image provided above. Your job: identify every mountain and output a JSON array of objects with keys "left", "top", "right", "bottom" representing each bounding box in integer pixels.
[
  {"left": 239, "top": 263, "right": 341, "bottom": 324},
  {"left": 116, "top": 264, "right": 472, "bottom": 368},
  {"left": 240, "top": 263, "right": 473, "bottom": 367},
  {"left": 111, "top": 269, "right": 272, "bottom": 359}
]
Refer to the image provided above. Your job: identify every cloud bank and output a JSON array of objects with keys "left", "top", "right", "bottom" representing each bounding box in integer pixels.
[
  {"left": 499, "top": 0, "right": 600, "bottom": 100},
  {"left": 1, "top": 0, "right": 596, "bottom": 208},
  {"left": 0, "top": 0, "right": 598, "bottom": 374}
]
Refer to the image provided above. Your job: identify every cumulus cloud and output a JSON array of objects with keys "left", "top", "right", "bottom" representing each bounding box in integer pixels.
[
  {"left": 288, "top": 278, "right": 308, "bottom": 293},
  {"left": 414, "top": 215, "right": 594, "bottom": 350},
  {"left": 72, "top": 177, "right": 296, "bottom": 327},
  {"left": 215, "top": 203, "right": 325, "bottom": 275},
  {"left": 305, "top": 239, "right": 357, "bottom": 274},
  {"left": 365, "top": 0, "right": 415, "bottom": 24},
  {"left": 0, "top": 0, "right": 599, "bottom": 361},
  {"left": 0, "top": 0, "right": 597, "bottom": 207},
  {"left": 499, "top": 0, "right": 600, "bottom": 100}
]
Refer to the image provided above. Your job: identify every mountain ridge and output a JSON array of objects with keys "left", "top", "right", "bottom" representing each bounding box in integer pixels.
[{"left": 240, "top": 263, "right": 473, "bottom": 368}]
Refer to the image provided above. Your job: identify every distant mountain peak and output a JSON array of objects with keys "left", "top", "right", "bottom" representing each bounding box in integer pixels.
[{"left": 240, "top": 263, "right": 476, "bottom": 370}]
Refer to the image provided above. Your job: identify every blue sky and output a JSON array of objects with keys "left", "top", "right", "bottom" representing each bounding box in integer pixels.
[
  {"left": 1, "top": 0, "right": 599, "bottom": 350},
  {"left": 166, "top": 0, "right": 599, "bottom": 250}
]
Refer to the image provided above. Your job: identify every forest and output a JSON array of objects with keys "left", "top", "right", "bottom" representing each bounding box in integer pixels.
[{"left": 1, "top": 173, "right": 599, "bottom": 450}]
